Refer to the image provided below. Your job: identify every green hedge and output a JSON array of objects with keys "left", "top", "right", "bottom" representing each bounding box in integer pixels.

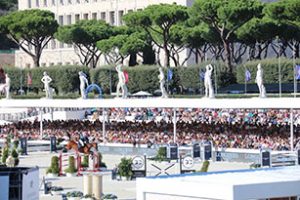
[
  {"left": 4, "top": 65, "right": 89, "bottom": 95},
  {"left": 90, "top": 63, "right": 234, "bottom": 94},
  {"left": 236, "top": 58, "right": 300, "bottom": 84},
  {"left": 4, "top": 58, "right": 298, "bottom": 96}
]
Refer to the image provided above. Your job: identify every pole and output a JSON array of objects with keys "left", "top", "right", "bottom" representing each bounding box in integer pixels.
[
  {"left": 293, "top": 43, "right": 297, "bottom": 98},
  {"left": 214, "top": 59, "right": 218, "bottom": 95},
  {"left": 290, "top": 108, "right": 294, "bottom": 151},
  {"left": 244, "top": 68, "right": 247, "bottom": 95},
  {"left": 109, "top": 69, "right": 112, "bottom": 95},
  {"left": 102, "top": 108, "right": 106, "bottom": 142},
  {"left": 40, "top": 108, "right": 43, "bottom": 139},
  {"left": 277, "top": 37, "right": 282, "bottom": 97},
  {"left": 173, "top": 108, "right": 176, "bottom": 144}
]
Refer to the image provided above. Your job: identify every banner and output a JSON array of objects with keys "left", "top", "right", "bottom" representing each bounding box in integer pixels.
[
  {"left": 199, "top": 70, "right": 205, "bottom": 81},
  {"left": 167, "top": 69, "right": 173, "bottom": 81},
  {"left": 245, "top": 69, "right": 251, "bottom": 82},
  {"left": 123, "top": 70, "right": 129, "bottom": 83},
  {"left": 296, "top": 65, "right": 300, "bottom": 80}
]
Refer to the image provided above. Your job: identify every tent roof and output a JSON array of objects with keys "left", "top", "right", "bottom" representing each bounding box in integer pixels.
[
  {"left": 0, "top": 98, "right": 299, "bottom": 109},
  {"left": 132, "top": 91, "right": 152, "bottom": 96}
]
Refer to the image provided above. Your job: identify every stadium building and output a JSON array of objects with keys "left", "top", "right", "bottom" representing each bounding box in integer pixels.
[{"left": 17, "top": 0, "right": 195, "bottom": 68}]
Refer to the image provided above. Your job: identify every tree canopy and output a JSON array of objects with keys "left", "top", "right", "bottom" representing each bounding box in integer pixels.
[
  {"left": 0, "top": 9, "right": 58, "bottom": 67},
  {"left": 189, "top": 0, "right": 263, "bottom": 72},
  {"left": 55, "top": 19, "right": 113, "bottom": 68},
  {"left": 123, "top": 3, "right": 188, "bottom": 67}
]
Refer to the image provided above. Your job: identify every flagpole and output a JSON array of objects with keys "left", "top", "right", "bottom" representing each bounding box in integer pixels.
[
  {"left": 245, "top": 68, "right": 247, "bottom": 95},
  {"left": 293, "top": 43, "right": 296, "bottom": 98},
  {"left": 277, "top": 36, "right": 282, "bottom": 98},
  {"left": 213, "top": 57, "right": 217, "bottom": 95}
]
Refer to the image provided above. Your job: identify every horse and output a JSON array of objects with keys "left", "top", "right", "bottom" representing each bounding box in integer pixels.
[{"left": 65, "top": 140, "right": 98, "bottom": 155}]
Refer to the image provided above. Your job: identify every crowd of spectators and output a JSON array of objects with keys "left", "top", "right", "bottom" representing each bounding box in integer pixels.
[{"left": 0, "top": 108, "right": 299, "bottom": 151}]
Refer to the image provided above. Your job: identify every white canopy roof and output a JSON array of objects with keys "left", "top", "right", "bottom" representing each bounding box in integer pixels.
[
  {"left": 137, "top": 166, "right": 300, "bottom": 200},
  {"left": 0, "top": 97, "right": 299, "bottom": 109},
  {"left": 131, "top": 91, "right": 152, "bottom": 96}
]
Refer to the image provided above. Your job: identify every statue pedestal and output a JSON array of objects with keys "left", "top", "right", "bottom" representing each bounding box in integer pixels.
[
  {"left": 92, "top": 174, "right": 103, "bottom": 200},
  {"left": 82, "top": 171, "right": 109, "bottom": 200},
  {"left": 83, "top": 174, "right": 92, "bottom": 196}
]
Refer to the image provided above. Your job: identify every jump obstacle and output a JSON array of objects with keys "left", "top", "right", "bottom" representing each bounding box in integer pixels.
[{"left": 59, "top": 152, "right": 100, "bottom": 176}]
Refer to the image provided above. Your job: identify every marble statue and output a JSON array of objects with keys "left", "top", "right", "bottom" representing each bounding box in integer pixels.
[
  {"left": 158, "top": 67, "right": 168, "bottom": 98},
  {"left": 116, "top": 64, "right": 128, "bottom": 98},
  {"left": 255, "top": 63, "right": 267, "bottom": 98},
  {"left": 4, "top": 74, "right": 10, "bottom": 99},
  {"left": 0, "top": 74, "right": 10, "bottom": 99},
  {"left": 41, "top": 71, "right": 53, "bottom": 99},
  {"left": 204, "top": 64, "right": 215, "bottom": 98},
  {"left": 78, "top": 71, "right": 89, "bottom": 99}
]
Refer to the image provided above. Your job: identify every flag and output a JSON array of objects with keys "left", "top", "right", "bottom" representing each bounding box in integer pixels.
[
  {"left": 296, "top": 65, "right": 300, "bottom": 80},
  {"left": 123, "top": 70, "right": 129, "bottom": 84},
  {"left": 27, "top": 72, "right": 32, "bottom": 86},
  {"left": 199, "top": 70, "right": 205, "bottom": 81},
  {"left": 245, "top": 69, "right": 251, "bottom": 82},
  {"left": 167, "top": 69, "right": 173, "bottom": 81}
]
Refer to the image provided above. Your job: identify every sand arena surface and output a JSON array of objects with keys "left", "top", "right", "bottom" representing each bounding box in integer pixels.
[{"left": 19, "top": 151, "right": 250, "bottom": 200}]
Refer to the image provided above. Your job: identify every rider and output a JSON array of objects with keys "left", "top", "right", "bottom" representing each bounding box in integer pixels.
[{"left": 78, "top": 132, "right": 89, "bottom": 149}]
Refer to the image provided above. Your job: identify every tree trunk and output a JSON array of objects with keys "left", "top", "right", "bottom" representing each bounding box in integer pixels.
[
  {"left": 163, "top": 43, "right": 170, "bottom": 67},
  {"left": 223, "top": 39, "right": 232, "bottom": 73},
  {"left": 294, "top": 42, "right": 299, "bottom": 58},
  {"left": 129, "top": 53, "right": 137, "bottom": 66},
  {"left": 34, "top": 44, "right": 41, "bottom": 67}
]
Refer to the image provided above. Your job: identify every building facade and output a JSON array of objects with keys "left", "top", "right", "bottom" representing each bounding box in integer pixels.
[{"left": 17, "top": 0, "right": 194, "bottom": 68}]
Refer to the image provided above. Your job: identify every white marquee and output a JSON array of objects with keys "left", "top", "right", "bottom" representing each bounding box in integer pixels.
[
  {"left": 0, "top": 98, "right": 299, "bottom": 109},
  {"left": 137, "top": 166, "right": 300, "bottom": 200}
]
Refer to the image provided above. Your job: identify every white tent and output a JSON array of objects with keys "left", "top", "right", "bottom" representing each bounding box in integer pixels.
[
  {"left": 131, "top": 91, "right": 152, "bottom": 97},
  {"left": 137, "top": 166, "right": 300, "bottom": 200}
]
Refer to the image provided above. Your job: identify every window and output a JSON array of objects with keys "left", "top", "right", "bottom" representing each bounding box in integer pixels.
[
  {"left": 83, "top": 13, "right": 88, "bottom": 20},
  {"left": 127, "top": 9, "right": 133, "bottom": 13},
  {"left": 60, "top": 0, "right": 64, "bottom": 5},
  {"left": 67, "top": 15, "right": 72, "bottom": 25},
  {"left": 68, "top": 0, "right": 72, "bottom": 4},
  {"left": 76, "top": 0, "right": 80, "bottom": 3},
  {"left": 109, "top": 11, "right": 115, "bottom": 25},
  {"left": 118, "top": 10, "right": 124, "bottom": 25},
  {"left": 59, "top": 15, "right": 64, "bottom": 25},
  {"left": 75, "top": 14, "right": 80, "bottom": 22},
  {"left": 36, "top": 0, "right": 39, "bottom": 7},
  {"left": 100, "top": 12, "right": 106, "bottom": 21},
  {"left": 43, "top": 0, "right": 47, "bottom": 6},
  {"left": 50, "top": 63, "right": 54, "bottom": 66},
  {"left": 52, "top": 0, "right": 55, "bottom": 5},
  {"left": 59, "top": 42, "right": 64, "bottom": 48},
  {"left": 92, "top": 13, "right": 97, "bottom": 20},
  {"left": 28, "top": 0, "right": 32, "bottom": 8},
  {"left": 41, "top": 63, "right": 46, "bottom": 67}
]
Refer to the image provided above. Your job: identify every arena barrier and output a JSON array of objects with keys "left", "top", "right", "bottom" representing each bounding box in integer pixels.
[{"left": 59, "top": 152, "right": 100, "bottom": 176}]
